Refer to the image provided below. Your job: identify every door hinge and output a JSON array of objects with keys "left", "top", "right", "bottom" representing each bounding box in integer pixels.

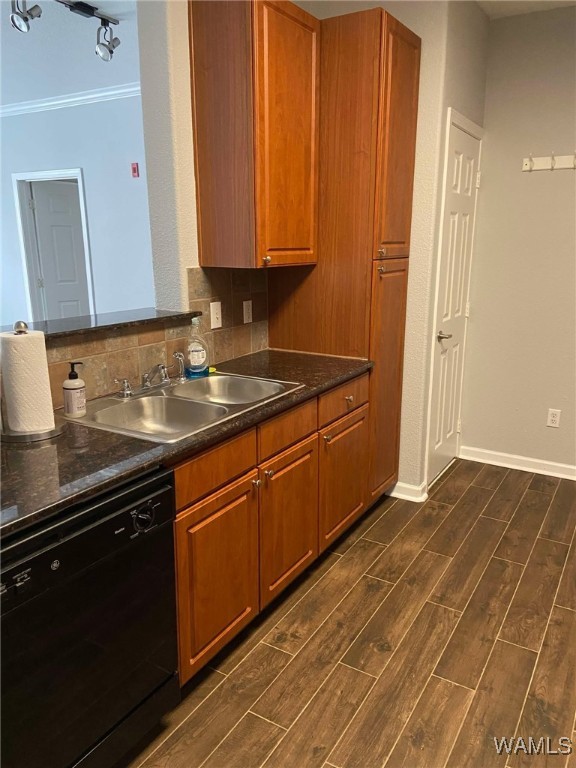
[
  {"left": 457, "top": 418, "right": 462, "bottom": 434},
  {"left": 28, "top": 197, "right": 36, "bottom": 210},
  {"left": 37, "top": 277, "right": 44, "bottom": 289},
  {"left": 465, "top": 301, "right": 470, "bottom": 318},
  {"left": 475, "top": 171, "right": 481, "bottom": 189}
]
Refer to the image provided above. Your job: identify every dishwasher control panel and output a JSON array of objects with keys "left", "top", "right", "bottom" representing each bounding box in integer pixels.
[{"left": 0, "top": 469, "right": 175, "bottom": 615}]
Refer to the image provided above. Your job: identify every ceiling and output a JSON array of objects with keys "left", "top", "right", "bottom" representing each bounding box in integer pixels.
[{"left": 477, "top": 0, "right": 576, "bottom": 19}]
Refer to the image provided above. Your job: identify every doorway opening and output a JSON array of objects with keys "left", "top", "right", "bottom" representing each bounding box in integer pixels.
[{"left": 12, "top": 169, "right": 95, "bottom": 322}]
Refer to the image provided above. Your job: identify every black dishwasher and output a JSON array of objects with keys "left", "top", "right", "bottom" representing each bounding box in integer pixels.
[{"left": 1, "top": 468, "right": 180, "bottom": 768}]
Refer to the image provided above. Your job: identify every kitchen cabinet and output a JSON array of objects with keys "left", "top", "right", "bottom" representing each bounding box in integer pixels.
[
  {"left": 369, "top": 260, "right": 409, "bottom": 498},
  {"left": 258, "top": 434, "right": 319, "bottom": 607},
  {"left": 189, "top": 0, "right": 319, "bottom": 269},
  {"left": 175, "top": 471, "right": 259, "bottom": 685},
  {"left": 269, "top": 9, "right": 420, "bottom": 498},
  {"left": 374, "top": 16, "right": 421, "bottom": 260},
  {"left": 174, "top": 374, "right": 370, "bottom": 682},
  {"left": 319, "top": 403, "right": 370, "bottom": 552}
]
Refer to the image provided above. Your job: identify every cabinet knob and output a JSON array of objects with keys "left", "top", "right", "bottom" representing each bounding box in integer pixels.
[
  {"left": 323, "top": 435, "right": 333, "bottom": 444},
  {"left": 378, "top": 246, "right": 387, "bottom": 258},
  {"left": 378, "top": 265, "right": 386, "bottom": 275},
  {"left": 252, "top": 479, "right": 262, "bottom": 489},
  {"left": 264, "top": 469, "right": 275, "bottom": 479},
  {"left": 344, "top": 395, "right": 354, "bottom": 404},
  {"left": 263, "top": 256, "right": 272, "bottom": 265}
]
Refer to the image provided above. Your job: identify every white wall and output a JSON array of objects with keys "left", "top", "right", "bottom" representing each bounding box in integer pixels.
[
  {"left": 461, "top": 6, "right": 576, "bottom": 474},
  {"left": 0, "top": 0, "right": 155, "bottom": 324},
  {"left": 1, "top": 98, "right": 155, "bottom": 324},
  {"left": 138, "top": 0, "right": 197, "bottom": 313}
]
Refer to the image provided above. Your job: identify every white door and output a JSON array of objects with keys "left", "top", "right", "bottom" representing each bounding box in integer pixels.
[
  {"left": 30, "top": 180, "right": 91, "bottom": 319},
  {"left": 428, "top": 110, "right": 482, "bottom": 484}
]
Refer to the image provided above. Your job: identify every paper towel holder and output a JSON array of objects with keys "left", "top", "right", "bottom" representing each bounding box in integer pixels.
[{"left": 1, "top": 320, "right": 67, "bottom": 444}]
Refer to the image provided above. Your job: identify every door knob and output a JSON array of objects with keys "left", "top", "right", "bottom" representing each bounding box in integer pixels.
[{"left": 437, "top": 331, "right": 453, "bottom": 341}]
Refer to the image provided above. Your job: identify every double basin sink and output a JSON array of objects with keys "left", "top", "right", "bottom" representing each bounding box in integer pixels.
[{"left": 68, "top": 374, "right": 303, "bottom": 443}]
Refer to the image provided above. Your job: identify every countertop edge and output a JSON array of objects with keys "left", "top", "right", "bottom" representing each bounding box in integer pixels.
[{"left": 1, "top": 352, "right": 372, "bottom": 539}]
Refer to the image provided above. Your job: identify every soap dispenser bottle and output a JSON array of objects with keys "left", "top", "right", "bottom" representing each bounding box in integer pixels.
[
  {"left": 186, "top": 317, "right": 209, "bottom": 377},
  {"left": 63, "top": 361, "right": 86, "bottom": 417}
]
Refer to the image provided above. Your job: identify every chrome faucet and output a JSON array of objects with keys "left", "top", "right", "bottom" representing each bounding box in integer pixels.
[
  {"left": 114, "top": 378, "right": 133, "bottom": 398},
  {"left": 141, "top": 363, "right": 170, "bottom": 388}
]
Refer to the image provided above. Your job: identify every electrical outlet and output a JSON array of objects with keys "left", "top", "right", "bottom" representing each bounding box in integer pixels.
[
  {"left": 547, "top": 408, "right": 561, "bottom": 428},
  {"left": 243, "top": 300, "right": 253, "bottom": 324},
  {"left": 209, "top": 301, "right": 222, "bottom": 329}
]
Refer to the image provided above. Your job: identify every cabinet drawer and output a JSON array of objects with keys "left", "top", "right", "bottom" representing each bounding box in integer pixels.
[
  {"left": 318, "top": 374, "right": 369, "bottom": 427},
  {"left": 175, "top": 430, "right": 257, "bottom": 511},
  {"left": 258, "top": 399, "right": 318, "bottom": 461}
]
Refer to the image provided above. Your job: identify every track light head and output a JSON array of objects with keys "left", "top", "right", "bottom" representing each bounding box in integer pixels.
[
  {"left": 95, "top": 21, "right": 120, "bottom": 62},
  {"left": 10, "top": 1, "right": 42, "bottom": 32}
]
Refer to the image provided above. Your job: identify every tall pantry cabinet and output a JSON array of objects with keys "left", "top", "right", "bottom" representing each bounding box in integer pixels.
[{"left": 269, "top": 9, "right": 421, "bottom": 499}]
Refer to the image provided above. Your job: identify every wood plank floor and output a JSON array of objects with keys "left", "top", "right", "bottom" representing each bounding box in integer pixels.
[{"left": 124, "top": 461, "right": 576, "bottom": 768}]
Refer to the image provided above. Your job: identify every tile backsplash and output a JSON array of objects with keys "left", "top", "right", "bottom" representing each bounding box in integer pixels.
[{"left": 44, "top": 267, "right": 268, "bottom": 408}]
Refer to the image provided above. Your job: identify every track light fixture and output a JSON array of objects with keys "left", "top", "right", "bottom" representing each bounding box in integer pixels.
[
  {"left": 95, "top": 20, "right": 121, "bottom": 62},
  {"left": 8, "top": 0, "right": 121, "bottom": 61},
  {"left": 10, "top": 0, "right": 42, "bottom": 33}
]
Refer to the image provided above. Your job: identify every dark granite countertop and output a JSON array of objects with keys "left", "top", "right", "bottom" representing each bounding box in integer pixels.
[
  {"left": 1, "top": 350, "right": 371, "bottom": 540},
  {"left": 0, "top": 308, "right": 201, "bottom": 339}
]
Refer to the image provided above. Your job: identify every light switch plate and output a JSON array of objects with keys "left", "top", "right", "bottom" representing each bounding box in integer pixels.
[{"left": 210, "top": 301, "right": 222, "bottom": 329}]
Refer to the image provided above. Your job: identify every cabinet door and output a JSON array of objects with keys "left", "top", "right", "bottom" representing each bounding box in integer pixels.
[
  {"left": 175, "top": 471, "right": 259, "bottom": 685},
  {"left": 319, "top": 404, "right": 369, "bottom": 552},
  {"left": 374, "top": 14, "right": 421, "bottom": 259},
  {"left": 368, "top": 259, "right": 409, "bottom": 500},
  {"left": 259, "top": 434, "right": 318, "bottom": 607},
  {"left": 253, "top": 0, "right": 319, "bottom": 267}
]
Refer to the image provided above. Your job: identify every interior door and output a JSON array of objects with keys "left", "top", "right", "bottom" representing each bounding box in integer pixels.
[
  {"left": 30, "top": 180, "right": 91, "bottom": 320},
  {"left": 428, "top": 111, "right": 482, "bottom": 484}
]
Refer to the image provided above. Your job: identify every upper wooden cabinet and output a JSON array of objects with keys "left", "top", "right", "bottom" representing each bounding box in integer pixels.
[
  {"left": 189, "top": 0, "right": 320, "bottom": 269},
  {"left": 375, "top": 16, "right": 421, "bottom": 259},
  {"left": 269, "top": 8, "right": 421, "bottom": 355}
]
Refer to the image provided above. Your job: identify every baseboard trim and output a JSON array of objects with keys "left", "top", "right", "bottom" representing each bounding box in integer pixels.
[
  {"left": 388, "top": 480, "right": 428, "bottom": 503},
  {"left": 459, "top": 446, "right": 576, "bottom": 481}
]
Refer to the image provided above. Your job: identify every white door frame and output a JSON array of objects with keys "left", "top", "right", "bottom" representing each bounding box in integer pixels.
[
  {"left": 11, "top": 168, "right": 96, "bottom": 320},
  {"left": 424, "top": 108, "right": 484, "bottom": 488}
]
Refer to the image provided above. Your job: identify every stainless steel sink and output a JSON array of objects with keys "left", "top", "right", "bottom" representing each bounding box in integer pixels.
[
  {"left": 171, "top": 374, "right": 289, "bottom": 404},
  {"left": 78, "top": 395, "right": 228, "bottom": 443},
  {"left": 66, "top": 374, "right": 303, "bottom": 443}
]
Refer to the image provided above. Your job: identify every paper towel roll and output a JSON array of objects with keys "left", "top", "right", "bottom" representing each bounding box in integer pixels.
[{"left": 1, "top": 330, "right": 55, "bottom": 433}]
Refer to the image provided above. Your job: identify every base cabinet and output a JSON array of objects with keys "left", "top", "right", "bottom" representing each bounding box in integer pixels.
[
  {"left": 174, "top": 376, "right": 370, "bottom": 684},
  {"left": 259, "top": 434, "right": 319, "bottom": 607},
  {"left": 319, "top": 404, "right": 370, "bottom": 552},
  {"left": 175, "top": 471, "right": 259, "bottom": 685},
  {"left": 368, "top": 259, "right": 409, "bottom": 499}
]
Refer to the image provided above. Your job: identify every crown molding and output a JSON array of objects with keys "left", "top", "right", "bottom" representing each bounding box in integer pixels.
[{"left": 0, "top": 82, "right": 141, "bottom": 118}]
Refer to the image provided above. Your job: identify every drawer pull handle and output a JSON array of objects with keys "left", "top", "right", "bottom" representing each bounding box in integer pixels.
[
  {"left": 252, "top": 479, "right": 262, "bottom": 489},
  {"left": 323, "top": 435, "right": 333, "bottom": 444},
  {"left": 264, "top": 469, "right": 275, "bottom": 479},
  {"left": 345, "top": 395, "right": 354, "bottom": 404}
]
